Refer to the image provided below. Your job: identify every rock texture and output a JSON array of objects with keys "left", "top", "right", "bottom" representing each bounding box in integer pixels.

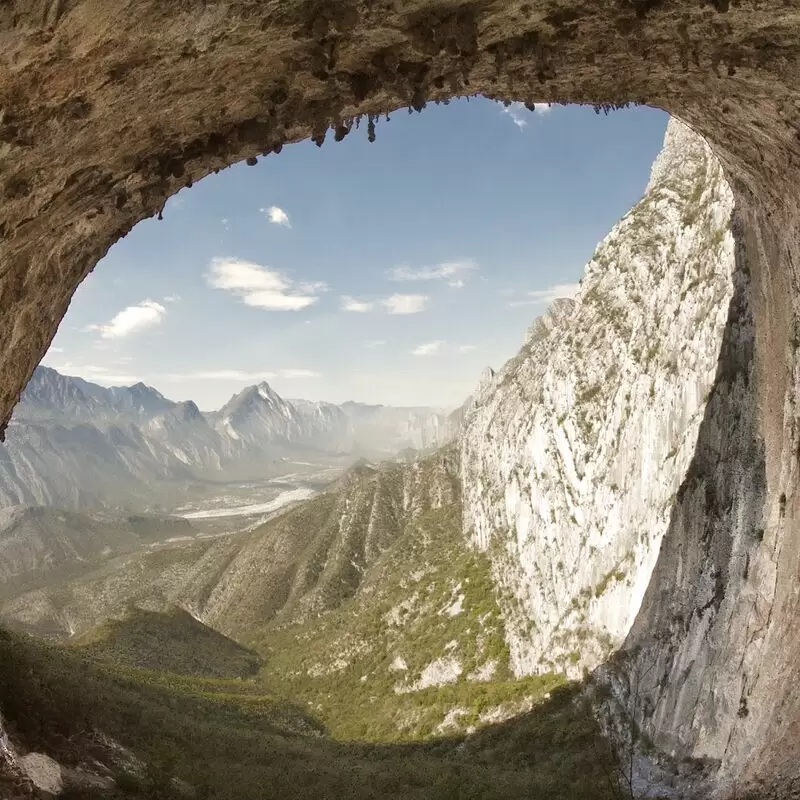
[
  {"left": 462, "top": 118, "right": 736, "bottom": 677},
  {"left": 2, "top": 1, "right": 800, "bottom": 796},
  {"left": 18, "top": 753, "right": 61, "bottom": 796}
]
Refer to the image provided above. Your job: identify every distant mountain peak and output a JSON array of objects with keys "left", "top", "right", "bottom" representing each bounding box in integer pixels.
[
  {"left": 128, "top": 381, "right": 165, "bottom": 397},
  {"left": 256, "top": 382, "right": 282, "bottom": 403}
]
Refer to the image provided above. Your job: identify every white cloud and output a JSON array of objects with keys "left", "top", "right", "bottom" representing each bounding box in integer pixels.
[
  {"left": 47, "top": 346, "right": 64, "bottom": 354},
  {"left": 164, "top": 295, "right": 181, "bottom": 303},
  {"left": 412, "top": 341, "right": 445, "bottom": 356},
  {"left": 508, "top": 282, "right": 580, "bottom": 307},
  {"left": 365, "top": 340, "right": 386, "bottom": 348},
  {"left": 162, "top": 368, "right": 320, "bottom": 382},
  {"left": 388, "top": 259, "right": 477, "bottom": 283},
  {"left": 207, "top": 258, "right": 320, "bottom": 311},
  {"left": 448, "top": 279, "right": 466, "bottom": 289},
  {"left": 341, "top": 296, "right": 375, "bottom": 313},
  {"left": 164, "top": 369, "right": 276, "bottom": 382},
  {"left": 47, "top": 362, "right": 140, "bottom": 384},
  {"left": 279, "top": 369, "right": 320, "bottom": 379},
  {"left": 500, "top": 101, "right": 551, "bottom": 130},
  {"left": 85, "top": 300, "right": 167, "bottom": 339},
  {"left": 382, "top": 294, "right": 429, "bottom": 315},
  {"left": 298, "top": 281, "right": 329, "bottom": 293},
  {"left": 221, "top": 218, "right": 230, "bottom": 231},
  {"left": 458, "top": 345, "right": 477, "bottom": 352},
  {"left": 261, "top": 206, "right": 291, "bottom": 227}
]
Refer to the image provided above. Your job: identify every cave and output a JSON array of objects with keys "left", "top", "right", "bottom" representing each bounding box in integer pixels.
[{"left": 1, "top": 0, "right": 799, "bottom": 795}]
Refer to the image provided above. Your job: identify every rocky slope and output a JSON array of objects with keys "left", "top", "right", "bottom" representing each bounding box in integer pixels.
[
  {"left": 461, "top": 118, "right": 737, "bottom": 677},
  {"left": 0, "top": 451, "right": 461, "bottom": 641},
  {"left": 0, "top": 368, "right": 458, "bottom": 511}
]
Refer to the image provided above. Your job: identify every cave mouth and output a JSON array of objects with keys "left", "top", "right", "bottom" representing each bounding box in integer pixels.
[
  {"left": 0, "top": 96, "right": 743, "bottom": 790},
  {"left": 2, "top": 1, "right": 800, "bottom": 795}
]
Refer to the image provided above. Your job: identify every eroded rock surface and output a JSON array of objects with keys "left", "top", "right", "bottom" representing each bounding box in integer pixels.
[
  {"left": 2, "top": 1, "right": 800, "bottom": 796},
  {"left": 19, "top": 753, "right": 62, "bottom": 796},
  {"left": 462, "top": 118, "right": 736, "bottom": 678}
]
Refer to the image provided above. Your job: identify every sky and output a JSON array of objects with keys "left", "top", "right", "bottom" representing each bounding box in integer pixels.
[{"left": 43, "top": 99, "right": 669, "bottom": 410}]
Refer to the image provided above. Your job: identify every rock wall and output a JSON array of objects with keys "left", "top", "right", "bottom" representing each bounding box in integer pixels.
[{"left": 461, "top": 119, "right": 737, "bottom": 676}]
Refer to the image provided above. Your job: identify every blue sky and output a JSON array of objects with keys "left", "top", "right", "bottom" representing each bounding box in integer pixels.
[{"left": 44, "top": 99, "right": 668, "bottom": 410}]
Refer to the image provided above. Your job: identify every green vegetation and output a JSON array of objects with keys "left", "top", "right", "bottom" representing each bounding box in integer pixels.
[
  {"left": 0, "top": 626, "right": 624, "bottom": 800},
  {"left": 594, "top": 568, "right": 628, "bottom": 598},
  {"left": 72, "top": 606, "right": 262, "bottom": 679},
  {"left": 578, "top": 384, "right": 602, "bottom": 405},
  {"left": 0, "top": 453, "right": 634, "bottom": 798},
  {"left": 252, "top": 502, "right": 527, "bottom": 742}
]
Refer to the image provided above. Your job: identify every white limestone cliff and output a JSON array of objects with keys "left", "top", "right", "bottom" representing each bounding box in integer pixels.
[{"left": 460, "top": 119, "right": 737, "bottom": 676}]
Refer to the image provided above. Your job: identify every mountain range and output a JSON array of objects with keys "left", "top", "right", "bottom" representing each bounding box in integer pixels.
[{"left": 0, "top": 367, "right": 462, "bottom": 511}]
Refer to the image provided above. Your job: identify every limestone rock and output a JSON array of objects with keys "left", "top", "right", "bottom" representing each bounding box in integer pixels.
[
  {"left": 461, "top": 119, "right": 736, "bottom": 676},
  {"left": 20, "top": 753, "right": 62, "bottom": 796}
]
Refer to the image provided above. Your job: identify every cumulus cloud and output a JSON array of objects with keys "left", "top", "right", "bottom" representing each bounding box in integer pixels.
[
  {"left": 500, "top": 101, "right": 552, "bottom": 129},
  {"left": 388, "top": 259, "right": 477, "bottom": 283},
  {"left": 47, "top": 362, "right": 140, "bottom": 384},
  {"left": 412, "top": 341, "right": 445, "bottom": 356},
  {"left": 448, "top": 279, "right": 466, "bottom": 289},
  {"left": 508, "top": 282, "right": 581, "bottom": 307},
  {"left": 86, "top": 300, "right": 167, "bottom": 339},
  {"left": 261, "top": 206, "right": 291, "bottom": 227},
  {"left": 207, "top": 258, "right": 321, "bottom": 310},
  {"left": 298, "top": 281, "right": 329, "bottom": 293},
  {"left": 382, "top": 294, "right": 429, "bottom": 315},
  {"left": 341, "top": 296, "right": 375, "bottom": 312},
  {"left": 162, "top": 368, "right": 320, "bottom": 382},
  {"left": 279, "top": 369, "right": 320, "bottom": 379}
]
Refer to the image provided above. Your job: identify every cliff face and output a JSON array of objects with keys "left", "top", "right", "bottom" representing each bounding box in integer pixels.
[{"left": 461, "top": 119, "right": 736, "bottom": 677}]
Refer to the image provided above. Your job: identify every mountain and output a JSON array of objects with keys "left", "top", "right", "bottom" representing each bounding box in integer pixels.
[
  {"left": 17, "top": 367, "right": 174, "bottom": 423},
  {"left": 461, "top": 117, "right": 736, "bottom": 676},
  {"left": 0, "top": 368, "right": 459, "bottom": 511},
  {"left": 213, "top": 382, "right": 306, "bottom": 447},
  {"left": 0, "top": 118, "right": 738, "bottom": 694},
  {"left": 0, "top": 451, "right": 461, "bottom": 643},
  {"left": 0, "top": 448, "right": 564, "bottom": 744}
]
